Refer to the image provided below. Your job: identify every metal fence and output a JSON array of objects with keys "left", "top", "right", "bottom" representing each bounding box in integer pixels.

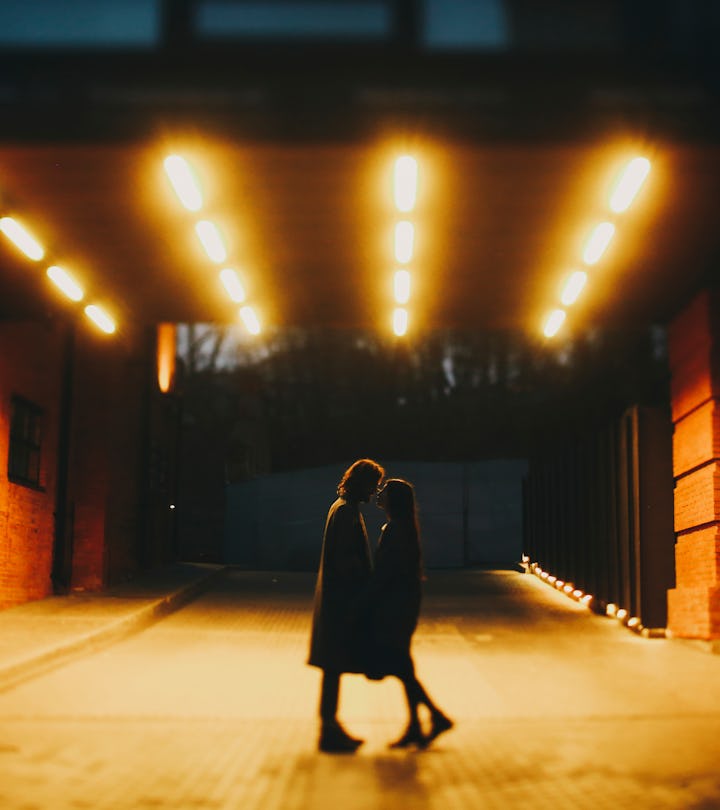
[{"left": 523, "top": 406, "right": 675, "bottom": 629}]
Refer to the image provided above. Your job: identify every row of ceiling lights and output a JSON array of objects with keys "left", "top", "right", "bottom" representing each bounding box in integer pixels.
[
  {"left": 0, "top": 215, "right": 116, "bottom": 334},
  {"left": 391, "top": 155, "right": 418, "bottom": 336},
  {"left": 542, "top": 156, "right": 651, "bottom": 338},
  {"left": 163, "top": 155, "right": 261, "bottom": 335}
]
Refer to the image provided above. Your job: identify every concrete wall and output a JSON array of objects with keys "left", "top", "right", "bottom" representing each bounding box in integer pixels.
[{"left": 224, "top": 459, "right": 527, "bottom": 570}]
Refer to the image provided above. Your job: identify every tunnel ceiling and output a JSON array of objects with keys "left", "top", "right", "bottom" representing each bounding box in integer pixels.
[{"left": 0, "top": 48, "right": 719, "bottom": 336}]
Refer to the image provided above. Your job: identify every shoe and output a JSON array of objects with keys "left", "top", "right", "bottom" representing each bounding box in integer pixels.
[
  {"left": 420, "top": 713, "right": 454, "bottom": 748},
  {"left": 319, "top": 722, "right": 364, "bottom": 753},
  {"left": 388, "top": 723, "right": 425, "bottom": 749}
]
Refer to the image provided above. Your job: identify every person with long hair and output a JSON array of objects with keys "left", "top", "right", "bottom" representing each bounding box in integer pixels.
[
  {"left": 308, "top": 458, "right": 385, "bottom": 753},
  {"left": 372, "top": 478, "right": 453, "bottom": 748}
]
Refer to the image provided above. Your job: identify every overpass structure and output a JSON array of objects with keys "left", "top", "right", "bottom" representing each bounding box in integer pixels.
[{"left": 0, "top": 0, "right": 719, "bottom": 641}]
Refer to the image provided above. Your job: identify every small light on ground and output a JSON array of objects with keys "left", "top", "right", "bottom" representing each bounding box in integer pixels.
[
  {"left": 164, "top": 155, "right": 203, "bottom": 212},
  {"left": 47, "top": 265, "right": 84, "bottom": 301},
  {"left": 394, "top": 221, "right": 414, "bottom": 264},
  {"left": 195, "top": 220, "right": 227, "bottom": 263},
  {"left": 394, "top": 155, "right": 418, "bottom": 213},
  {"left": 610, "top": 157, "right": 650, "bottom": 214},
  {"left": 84, "top": 304, "right": 116, "bottom": 334},
  {"left": 583, "top": 222, "right": 615, "bottom": 265},
  {"left": 543, "top": 309, "right": 566, "bottom": 338}
]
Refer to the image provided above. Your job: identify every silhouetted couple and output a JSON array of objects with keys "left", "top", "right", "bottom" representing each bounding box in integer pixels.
[{"left": 308, "top": 459, "right": 453, "bottom": 753}]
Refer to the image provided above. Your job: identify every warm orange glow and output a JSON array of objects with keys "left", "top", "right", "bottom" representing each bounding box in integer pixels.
[
  {"left": 394, "top": 221, "right": 414, "bottom": 264},
  {"left": 583, "top": 222, "right": 615, "bottom": 265},
  {"left": 394, "top": 156, "right": 418, "bottom": 213},
  {"left": 219, "top": 268, "right": 246, "bottom": 303},
  {"left": 164, "top": 155, "right": 203, "bottom": 212},
  {"left": 195, "top": 220, "right": 227, "bottom": 263},
  {"left": 560, "top": 271, "right": 587, "bottom": 306},
  {"left": 84, "top": 304, "right": 116, "bottom": 334},
  {"left": 0, "top": 217, "right": 44, "bottom": 261},
  {"left": 393, "top": 269, "right": 411, "bottom": 304},
  {"left": 543, "top": 309, "right": 566, "bottom": 338},
  {"left": 239, "top": 305, "right": 261, "bottom": 335},
  {"left": 393, "top": 307, "right": 408, "bottom": 336},
  {"left": 610, "top": 157, "right": 651, "bottom": 214},
  {"left": 157, "top": 323, "right": 176, "bottom": 393},
  {"left": 47, "top": 265, "right": 84, "bottom": 302}
]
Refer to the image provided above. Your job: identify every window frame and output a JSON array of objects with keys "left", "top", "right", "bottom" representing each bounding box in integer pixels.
[{"left": 8, "top": 395, "right": 44, "bottom": 490}]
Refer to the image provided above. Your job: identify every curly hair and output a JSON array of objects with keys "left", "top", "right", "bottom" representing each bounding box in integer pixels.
[{"left": 337, "top": 458, "right": 385, "bottom": 500}]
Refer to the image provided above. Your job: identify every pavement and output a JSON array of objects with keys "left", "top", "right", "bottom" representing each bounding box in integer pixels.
[
  {"left": 1, "top": 566, "right": 720, "bottom": 809},
  {"left": 0, "top": 561, "right": 226, "bottom": 692}
]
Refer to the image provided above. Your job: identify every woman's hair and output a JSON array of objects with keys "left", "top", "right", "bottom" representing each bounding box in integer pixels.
[
  {"left": 383, "top": 478, "right": 423, "bottom": 571},
  {"left": 382, "top": 478, "right": 418, "bottom": 525},
  {"left": 337, "top": 458, "right": 385, "bottom": 500}
]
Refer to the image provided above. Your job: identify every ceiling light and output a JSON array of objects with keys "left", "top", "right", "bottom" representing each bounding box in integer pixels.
[
  {"left": 583, "top": 222, "right": 615, "bottom": 265},
  {"left": 393, "top": 307, "right": 408, "bottom": 336},
  {"left": 394, "top": 156, "right": 418, "bottom": 213},
  {"left": 47, "top": 265, "right": 84, "bottom": 302},
  {"left": 610, "top": 157, "right": 651, "bottom": 214},
  {"left": 219, "top": 268, "right": 246, "bottom": 303},
  {"left": 560, "top": 271, "right": 587, "bottom": 306},
  {"left": 393, "top": 269, "right": 411, "bottom": 304},
  {"left": 0, "top": 217, "right": 45, "bottom": 261},
  {"left": 394, "top": 221, "right": 414, "bottom": 264},
  {"left": 84, "top": 304, "right": 116, "bottom": 334},
  {"left": 239, "top": 305, "right": 261, "bottom": 335},
  {"left": 164, "top": 155, "right": 203, "bottom": 212},
  {"left": 195, "top": 220, "right": 227, "bottom": 263},
  {"left": 543, "top": 309, "right": 566, "bottom": 338}
]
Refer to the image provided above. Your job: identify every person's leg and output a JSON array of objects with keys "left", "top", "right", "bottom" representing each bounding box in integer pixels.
[
  {"left": 392, "top": 671, "right": 454, "bottom": 748},
  {"left": 319, "top": 670, "right": 340, "bottom": 724},
  {"left": 318, "top": 670, "right": 364, "bottom": 752}
]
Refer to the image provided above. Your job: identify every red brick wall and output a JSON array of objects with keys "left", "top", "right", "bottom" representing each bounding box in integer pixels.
[
  {"left": 668, "top": 289, "right": 720, "bottom": 639},
  {"left": 1, "top": 317, "right": 163, "bottom": 608},
  {"left": 0, "top": 320, "right": 64, "bottom": 608}
]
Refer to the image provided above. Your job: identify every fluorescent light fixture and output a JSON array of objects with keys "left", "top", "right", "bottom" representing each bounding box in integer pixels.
[
  {"left": 195, "top": 220, "right": 227, "bottom": 263},
  {"left": 393, "top": 269, "right": 411, "bottom": 304},
  {"left": 393, "top": 307, "right": 408, "bottom": 336},
  {"left": 84, "top": 304, "right": 116, "bottom": 334},
  {"left": 239, "top": 305, "right": 261, "bottom": 335},
  {"left": 394, "top": 221, "right": 414, "bottom": 264},
  {"left": 583, "top": 222, "right": 615, "bottom": 265},
  {"left": 394, "top": 155, "right": 418, "bottom": 213},
  {"left": 610, "top": 157, "right": 650, "bottom": 214},
  {"left": 164, "top": 155, "right": 203, "bottom": 212},
  {"left": 219, "top": 268, "right": 246, "bottom": 303},
  {"left": 46, "top": 265, "right": 84, "bottom": 302},
  {"left": 543, "top": 309, "right": 566, "bottom": 338},
  {"left": 560, "top": 270, "right": 587, "bottom": 306},
  {"left": 0, "top": 217, "right": 45, "bottom": 261}
]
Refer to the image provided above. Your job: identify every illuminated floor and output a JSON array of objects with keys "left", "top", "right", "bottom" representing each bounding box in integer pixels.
[{"left": 0, "top": 569, "right": 718, "bottom": 809}]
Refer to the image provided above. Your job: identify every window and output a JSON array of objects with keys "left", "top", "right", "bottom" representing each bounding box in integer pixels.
[{"left": 8, "top": 397, "right": 43, "bottom": 488}]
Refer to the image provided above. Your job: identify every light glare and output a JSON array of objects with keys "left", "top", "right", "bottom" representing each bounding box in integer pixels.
[
  {"left": 394, "top": 221, "right": 414, "bottom": 264},
  {"left": 195, "top": 220, "right": 227, "bottom": 263},
  {"left": 393, "top": 307, "right": 408, "bottom": 336},
  {"left": 220, "top": 268, "right": 246, "bottom": 303},
  {"left": 610, "top": 157, "right": 651, "bottom": 214},
  {"left": 543, "top": 309, "right": 566, "bottom": 338},
  {"left": 0, "top": 217, "right": 45, "bottom": 261},
  {"left": 393, "top": 269, "right": 411, "bottom": 304},
  {"left": 164, "top": 155, "right": 203, "bottom": 212},
  {"left": 84, "top": 304, "right": 116, "bottom": 334},
  {"left": 239, "top": 305, "right": 261, "bottom": 335},
  {"left": 560, "top": 271, "right": 587, "bottom": 306},
  {"left": 394, "top": 155, "right": 418, "bottom": 213},
  {"left": 583, "top": 222, "right": 615, "bottom": 265},
  {"left": 47, "top": 265, "right": 84, "bottom": 302}
]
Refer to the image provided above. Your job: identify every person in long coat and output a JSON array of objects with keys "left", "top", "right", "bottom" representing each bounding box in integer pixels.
[
  {"left": 308, "top": 458, "right": 385, "bottom": 753},
  {"left": 371, "top": 478, "right": 453, "bottom": 748}
]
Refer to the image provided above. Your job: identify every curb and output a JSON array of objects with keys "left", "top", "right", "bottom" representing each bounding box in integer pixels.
[{"left": 0, "top": 565, "right": 228, "bottom": 693}]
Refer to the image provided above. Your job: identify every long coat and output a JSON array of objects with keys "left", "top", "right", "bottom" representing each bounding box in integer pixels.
[
  {"left": 368, "top": 519, "right": 422, "bottom": 677},
  {"left": 307, "top": 497, "right": 373, "bottom": 673}
]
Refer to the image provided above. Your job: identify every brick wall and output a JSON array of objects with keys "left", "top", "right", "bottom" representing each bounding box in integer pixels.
[
  {"left": 667, "top": 288, "right": 720, "bottom": 639},
  {"left": 1, "top": 316, "right": 167, "bottom": 608},
  {"left": 0, "top": 319, "right": 64, "bottom": 608}
]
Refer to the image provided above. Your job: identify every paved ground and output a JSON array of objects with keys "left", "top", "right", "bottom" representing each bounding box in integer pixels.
[{"left": 0, "top": 568, "right": 719, "bottom": 809}]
